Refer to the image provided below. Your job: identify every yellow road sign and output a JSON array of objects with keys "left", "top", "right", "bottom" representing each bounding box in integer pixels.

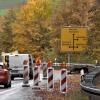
[{"left": 61, "top": 27, "right": 87, "bottom": 52}]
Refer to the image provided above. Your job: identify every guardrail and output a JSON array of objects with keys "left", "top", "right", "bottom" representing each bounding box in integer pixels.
[{"left": 80, "top": 67, "right": 100, "bottom": 95}]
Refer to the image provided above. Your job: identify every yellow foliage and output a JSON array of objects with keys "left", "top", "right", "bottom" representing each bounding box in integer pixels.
[{"left": 11, "top": 0, "right": 52, "bottom": 56}]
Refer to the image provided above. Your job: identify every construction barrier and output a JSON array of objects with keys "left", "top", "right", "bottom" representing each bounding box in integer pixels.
[
  {"left": 33, "top": 66, "right": 40, "bottom": 88},
  {"left": 42, "top": 62, "right": 47, "bottom": 79},
  {"left": 60, "top": 68, "right": 67, "bottom": 93},
  {"left": 47, "top": 67, "right": 54, "bottom": 91},
  {"left": 22, "top": 60, "right": 30, "bottom": 87}
]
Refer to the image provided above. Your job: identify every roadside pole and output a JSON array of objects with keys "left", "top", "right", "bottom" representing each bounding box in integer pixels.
[
  {"left": 22, "top": 60, "right": 30, "bottom": 87},
  {"left": 68, "top": 53, "right": 70, "bottom": 64},
  {"left": 67, "top": 53, "right": 71, "bottom": 68}
]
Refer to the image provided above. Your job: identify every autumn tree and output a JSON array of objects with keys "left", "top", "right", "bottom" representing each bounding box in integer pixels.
[
  {"left": 51, "top": 0, "right": 90, "bottom": 62},
  {"left": 88, "top": 0, "right": 100, "bottom": 62},
  {"left": 1, "top": 9, "right": 16, "bottom": 52},
  {"left": 11, "top": 0, "right": 53, "bottom": 57}
]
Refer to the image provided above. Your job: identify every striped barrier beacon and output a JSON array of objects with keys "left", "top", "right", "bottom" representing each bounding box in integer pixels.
[
  {"left": 35, "top": 57, "right": 42, "bottom": 82},
  {"left": 33, "top": 66, "right": 40, "bottom": 89},
  {"left": 60, "top": 61, "right": 67, "bottom": 93},
  {"left": 42, "top": 61, "right": 47, "bottom": 80},
  {"left": 22, "top": 60, "right": 30, "bottom": 87},
  {"left": 47, "top": 60, "right": 54, "bottom": 91}
]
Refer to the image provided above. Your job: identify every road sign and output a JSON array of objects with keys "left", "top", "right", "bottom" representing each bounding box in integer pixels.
[{"left": 61, "top": 27, "right": 87, "bottom": 52}]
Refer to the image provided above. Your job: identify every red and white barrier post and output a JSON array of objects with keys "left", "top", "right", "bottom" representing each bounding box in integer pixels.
[
  {"left": 42, "top": 61, "right": 47, "bottom": 80},
  {"left": 22, "top": 60, "right": 30, "bottom": 87},
  {"left": 33, "top": 66, "right": 40, "bottom": 89},
  {"left": 35, "top": 57, "right": 42, "bottom": 82},
  {"left": 60, "top": 68, "right": 67, "bottom": 93},
  {"left": 47, "top": 60, "right": 54, "bottom": 91},
  {"left": 60, "top": 61, "right": 67, "bottom": 93}
]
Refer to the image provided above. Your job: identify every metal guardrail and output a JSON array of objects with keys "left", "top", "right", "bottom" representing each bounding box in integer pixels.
[
  {"left": 80, "top": 67, "right": 100, "bottom": 95},
  {"left": 53, "top": 63, "right": 95, "bottom": 67}
]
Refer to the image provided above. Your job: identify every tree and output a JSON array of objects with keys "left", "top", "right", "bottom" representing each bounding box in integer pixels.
[
  {"left": 51, "top": 0, "right": 89, "bottom": 62},
  {"left": 88, "top": 0, "right": 100, "bottom": 61},
  {"left": 1, "top": 9, "right": 16, "bottom": 52},
  {"left": 11, "top": 0, "right": 53, "bottom": 57}
]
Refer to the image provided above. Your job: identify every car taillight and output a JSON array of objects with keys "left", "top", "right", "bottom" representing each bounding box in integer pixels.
[
  {"left": 3, "top": 69, "right": 8, "bottom": 75},
  {"left": 4, "top": 69, "right": 8, "bottom": 71}
]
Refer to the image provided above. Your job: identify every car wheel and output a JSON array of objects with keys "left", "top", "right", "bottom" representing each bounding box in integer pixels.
[
  {"left": 4, "top": 83, "right": 9, "bottom": 88},
  {"left": 8, "top": 81, "right": 11, "bottom": 87},
  {"left": 11, "top": 76, "right": 14, "bottom": 80}
]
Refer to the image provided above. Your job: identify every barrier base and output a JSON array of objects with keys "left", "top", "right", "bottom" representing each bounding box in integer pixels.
[
  {"left": 22, "top": 84, "right": 30, "bottom": 87},
  {"left": 32, "top": 86, "right": 41, "bottom": 91},
  {"left": 47, "top": 89, "right": 54, "bottom": 92},
  {"left": 42, "top": 77, "right": 47, "bottom": 80}
]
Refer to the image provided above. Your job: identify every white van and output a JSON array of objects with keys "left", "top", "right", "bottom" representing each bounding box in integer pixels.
[{"left": 5, "top": 54, "right": 33, "bottom": 80}]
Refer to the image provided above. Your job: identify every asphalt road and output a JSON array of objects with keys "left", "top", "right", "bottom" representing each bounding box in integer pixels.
[{"left": 0, "top": 78, "right": 36, "bottom": 100}]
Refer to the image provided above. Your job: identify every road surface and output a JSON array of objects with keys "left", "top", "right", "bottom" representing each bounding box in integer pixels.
[{"left": 0, "top": 78, "right": 36, "bottom": 100}]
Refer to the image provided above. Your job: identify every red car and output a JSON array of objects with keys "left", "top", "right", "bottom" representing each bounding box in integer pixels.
[{"left": 0, "top": 62, "right": 11, "bottom": 88}]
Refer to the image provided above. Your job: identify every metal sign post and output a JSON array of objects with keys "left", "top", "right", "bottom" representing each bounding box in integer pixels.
[{"left": 67, "top": 53, "right": 71, "bottom": 65}]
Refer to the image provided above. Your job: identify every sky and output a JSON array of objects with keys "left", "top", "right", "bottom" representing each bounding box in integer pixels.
[{"left": 0, "top": 0, "right": 26, "bottom": 9}]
